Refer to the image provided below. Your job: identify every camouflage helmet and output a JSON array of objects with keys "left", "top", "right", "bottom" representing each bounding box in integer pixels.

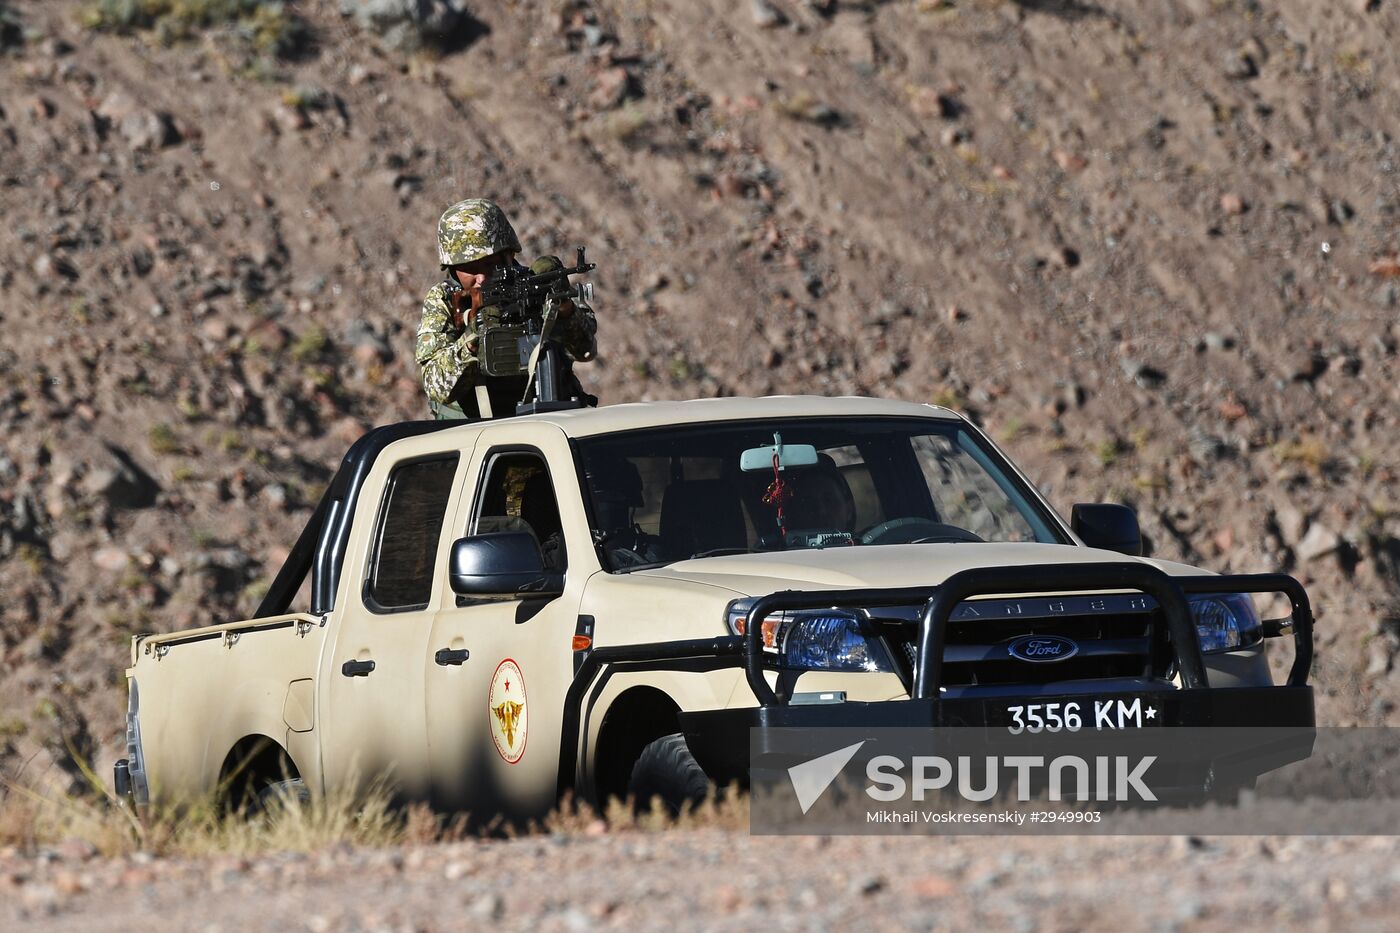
[{"left": 436, "top": 198, "right": 522, "bottom": 266}]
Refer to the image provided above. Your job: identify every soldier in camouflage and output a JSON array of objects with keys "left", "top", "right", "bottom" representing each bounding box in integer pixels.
[{"left": 416, "top": 198, "right": 597, "bottom": 419}]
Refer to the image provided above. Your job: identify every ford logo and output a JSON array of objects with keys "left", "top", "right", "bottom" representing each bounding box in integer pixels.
[{"left": 1007, "top": 635, "right": 1079, "bottom": 663}]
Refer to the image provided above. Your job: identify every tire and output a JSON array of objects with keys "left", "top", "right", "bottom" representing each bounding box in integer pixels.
[
  {"left": 255, "top": 778, "right": 310, "bottom": 813},
  {"left": 627, "top": 733, "right": 712, "bottom": 815}
]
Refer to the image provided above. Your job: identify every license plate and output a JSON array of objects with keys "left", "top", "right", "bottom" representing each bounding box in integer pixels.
[{"left": 1002, "top": 698, "right": 1162, "bottom": 735}]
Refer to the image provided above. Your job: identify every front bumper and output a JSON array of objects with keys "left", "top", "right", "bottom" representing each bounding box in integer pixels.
[
  {"left": 681, "top": 684, "right": 1315, "bottom": 785},
  {"left": 557, "top": 563, "right": 1318, "bottom": 797}
]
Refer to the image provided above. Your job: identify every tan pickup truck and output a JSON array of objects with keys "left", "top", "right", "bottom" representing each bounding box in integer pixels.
[{"left": 115, "top": 396, "right": 1315, "bottom": 818}]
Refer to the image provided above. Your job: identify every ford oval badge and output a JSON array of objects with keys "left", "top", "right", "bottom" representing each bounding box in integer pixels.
[{"left": 1007, "top": 635, "right": 1079, "bottom": 663}]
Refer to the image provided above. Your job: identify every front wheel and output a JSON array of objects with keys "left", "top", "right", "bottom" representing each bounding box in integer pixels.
[
  {"left": 255, "top": 778, "right": 310, "bottom": 814},
  {"left": 627, "top": 733, "right": 711, "bottom": 815}
]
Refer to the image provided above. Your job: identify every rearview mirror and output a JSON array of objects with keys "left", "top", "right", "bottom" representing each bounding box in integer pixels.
[
  {"left": 448, "top": 533, "right": 564, "bottom": 598},
  {"left": 1071, "top": 504, "right": 1143, "bottom": 557},
  {"left": 740, "top": 441, "right": 819, "bottom": 472}
]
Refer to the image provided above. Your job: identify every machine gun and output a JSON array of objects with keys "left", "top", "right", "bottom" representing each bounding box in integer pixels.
[
  {"left": 478, "top": 246, "right": 596, "bottom": 315},
  {"left": 448, "top": 247, "right": 598, "bottom": 417}
]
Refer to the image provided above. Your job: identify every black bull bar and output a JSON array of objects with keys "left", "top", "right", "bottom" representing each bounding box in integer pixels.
[{"left": 557, "top": 562, "right": 1315, "bottom": 792}]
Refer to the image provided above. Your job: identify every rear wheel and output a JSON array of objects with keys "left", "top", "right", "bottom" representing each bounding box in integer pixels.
[{"left": 627, "top": 733, "right": 711, "bottom": 815}]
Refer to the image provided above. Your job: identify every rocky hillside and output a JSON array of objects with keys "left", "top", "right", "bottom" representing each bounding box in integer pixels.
[{"left": 0, "top": 0, "right": 1397, "bottom": 787}]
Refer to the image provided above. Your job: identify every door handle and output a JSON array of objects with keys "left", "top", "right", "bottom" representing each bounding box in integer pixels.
[
  {"left": 434, "top": 648, "right": 471, "bottom": 666},
  {"left": 341, "top": 659, "right": 376, "bottom": 677}
]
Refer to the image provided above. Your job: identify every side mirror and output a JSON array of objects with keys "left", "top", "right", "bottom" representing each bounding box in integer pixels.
[
  {"left": 1071, "top": 504, "right": 1143, "bottom": 557},
  {"left": 448, "top": 532, "right": 564, "bottom": 598}
]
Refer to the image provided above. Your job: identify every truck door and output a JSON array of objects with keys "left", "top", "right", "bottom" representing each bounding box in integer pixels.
[
  {"left": 318, "top": 451, "right": 467, "bottom": 802},
  {"left": 425, "top": 424, "right": 590, "bottom": 819}
]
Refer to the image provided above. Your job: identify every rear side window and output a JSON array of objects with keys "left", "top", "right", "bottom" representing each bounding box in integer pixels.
[{"left": 366, "top": 456, "right": 459, "bottom": 611}]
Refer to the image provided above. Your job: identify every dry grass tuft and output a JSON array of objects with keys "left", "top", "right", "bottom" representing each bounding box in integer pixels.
[
  {"left": 0, "top": 778, "right": 753, "bottom": 859},
  {"left": 1273, "top": 435, "right": 1332, "bottom": 474},
  {"left": 1, "top": 731, "right": 750, "bottom": 858},
  {"left": 543, "top": 784, "right": 750, "bottom": 836},
  {"left": 0, "top": 777, "right": 413, "bottom": 858}
]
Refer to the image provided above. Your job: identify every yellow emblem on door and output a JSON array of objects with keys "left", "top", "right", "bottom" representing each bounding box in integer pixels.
[{"left": 488, "top": 659, "right": 528, "bottom": 763}]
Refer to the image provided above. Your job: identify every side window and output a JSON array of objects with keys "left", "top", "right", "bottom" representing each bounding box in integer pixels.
[
  {"left": 366, "top": 456, "right": 459, "bottom": 611},
  {"left": 474, "top": 451, "right": 566, "bottom": 572}
]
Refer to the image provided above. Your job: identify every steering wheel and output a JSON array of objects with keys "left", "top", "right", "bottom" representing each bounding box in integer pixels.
[{"left": 858, "top": 517, "right": 984, "bottom": 546}]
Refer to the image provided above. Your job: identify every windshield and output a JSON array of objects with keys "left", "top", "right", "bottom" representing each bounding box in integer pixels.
[{"left": 576, "top": 417, "right": 1067, "bottom": 572}]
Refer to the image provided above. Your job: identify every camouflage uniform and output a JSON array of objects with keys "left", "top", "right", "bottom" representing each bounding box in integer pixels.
[{"left": 416, "top": 199, "right": 597, "bottom": 419}]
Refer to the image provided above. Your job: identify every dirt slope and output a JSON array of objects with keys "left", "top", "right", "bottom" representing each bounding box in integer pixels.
[{"left": 0, "top": 0, "right": 1398, "bottom": 787}]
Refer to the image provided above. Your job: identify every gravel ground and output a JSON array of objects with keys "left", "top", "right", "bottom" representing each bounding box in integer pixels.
[{"left": 5, "top": 831, "right": 1400, "bottom": 932}]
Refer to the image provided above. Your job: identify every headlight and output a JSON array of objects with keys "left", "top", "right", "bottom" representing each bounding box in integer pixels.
[
  {"left": 726, "top": 600, "right": 893, "bottom": 672},
  {"left": 782, "top": 613, "right": 894, "bottom": 672},
  {"left": 1188, "top": 593, "right": 1262, "bottom": 653}
]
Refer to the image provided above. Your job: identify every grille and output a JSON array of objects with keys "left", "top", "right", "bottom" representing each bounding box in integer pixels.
[{"left": 873, "top": 595, "right": 1170, "bottom": 687}]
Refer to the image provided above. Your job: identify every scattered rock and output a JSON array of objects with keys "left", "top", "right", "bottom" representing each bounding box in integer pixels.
[
  {"left": 935, "top": 93, "right": 964, "bottom": 120},
  {"left": 96, "top": 91, "right": 138, "bottom": 122},
  {"left": 0, "top": 4, "right": 21, "bottom": 52},
  {"left": 774, "top": 94, "right": 843, "bottom": 127},
  {"left": 751, "top": 0, "right": 787, "bottom": 28},
  {"left": 1217, "top": 396, "right": 1248, "bottom": 421},
  {"left": 910, "top": 874, "right": 956, "bottom": 898},
  {"left": 55, "top": 838, "right": 97, "bottom": 862},
  {"left": 1120, "top": 358, "right": 1166, "bottom": 388},
  {"left": 119, "top": 110, "right": 178, "bottom": 151},
  {"left": 469, "top": 891, "right": 504, "bottom": 921},
  {"left": 1187, "top": 427, "right": 1228, "bottom": 463},
  {"left": 1296, "top": 523, "right": 1342, "bottom": 563},
  {"left": 1285, "top": 350, "right": 1327, "bottom": 382},
  {"left": 1052, "top": 149, "right": 1088, "bottom": 172},
  {"left": 589, "top": 67, "right": 635, "bottom": 110},
  {"left": 80, "top": 448, "right": 159, "bottom": 509},
  {"left": 342, "top": 319, "right": 392, "bottom": 362},
  {"left": 202, "top": 318, "right": 233, "bottom": 342},
  {"left": 939, "top": 126, "right": 972, "bottom": 147},
  {"left": 1223, "top": 49, "right": 1258, "bottom": 79},
  {"left": 1366, "top": 635, "right": 1394, "bottom": 678},
  {"left": 851, "top": 874, "right": 886, "bottom": 895},
  {"left": 339, "top": 0, "right": 479, "bottom": 53},
  {"left": 92, "top": 547, "right": 130, "bottom": 573},
  {"left": 1274, "top": 506, "right": 1308, "bottom": 546},
  {"left": 33, "top": 253, "right": 78, "bottom": 280}
]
